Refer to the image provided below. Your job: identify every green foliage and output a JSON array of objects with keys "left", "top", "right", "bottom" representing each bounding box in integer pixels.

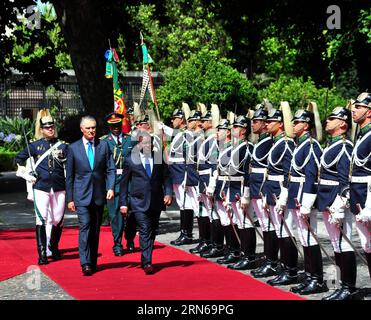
[
  {"left": 156, "top": 51, "right": 258, "bottom": 119},
  {"left": 359, "top": 9, "right": 371, "bottom": 44},
  {"left": 0, "top": 148, "right": 17, "bottom": 171},
  {"left": 0, "top": 117, "right": 34, "bottom": 152},
  {"left": 258, "top": 75, "right": 347, "bottom": 121},
  {"left": 122, "top": 0, "right": 232, "bottom": 71}
]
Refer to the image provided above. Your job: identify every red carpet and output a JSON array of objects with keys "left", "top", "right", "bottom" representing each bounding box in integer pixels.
[{"left": 0, "top": 227, "right": 303, "bottom": 300}]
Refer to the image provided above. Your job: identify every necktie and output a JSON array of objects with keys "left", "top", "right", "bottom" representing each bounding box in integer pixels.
[
  {"left": 144, "top": 156, "right": 152, "bottom": 178},
  {"left": 117, "top": 136, "right": 121, "bottom": 146},
  {"left": 87, "top": 141, "right": 94, "bottom": 170}
]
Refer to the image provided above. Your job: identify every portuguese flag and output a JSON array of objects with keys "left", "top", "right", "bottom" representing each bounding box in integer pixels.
[{"left": 104, "top": 48, "right": 131, "bottom": 133}]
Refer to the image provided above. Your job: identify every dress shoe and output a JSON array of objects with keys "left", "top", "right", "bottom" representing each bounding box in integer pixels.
[
  {"left": 322, "top": 285, "right": 358, "bottom": 300},
  {"left": 38, "top": 255, "right": 48, "bottom": 265},
  {"left": 290, "top": 274, "right": 311, "bottom": 293},
  {"left": 143, "top": 264, "right": 154, "bottom": 275},
  {"left": 216, "top": 252, "right": 240, "bottom": 264},
  {"left": 251, "top": 261, "right": 278, "bottom": 278},
  {"left": 48, "top": 245, "right": 62, "bottom": 260},
  {"left": 189, "top": 242, "right": 203, "bottom": 253},
  {"left": 170, "top": 232, "right": 185, "bottom": 245},
  {"left": 200, "top": 247, "right": 225, "bottom": 258},
  {"left": 228, "top": 257, "right": 256, "bottom": 270},
  {"left": 114, "top": 249, "right": 124, "bottom": 256},
  {"left": 126, "top": 241, "right": 135, "bottom": 252},
  {"left": 190, "top": 242, "right": 211, "bottom": 254},
  {"left": 172, "top": 234, "right": 193, "bottom": 246},
  {"left": 82, "top": 265, "right": 93, "bottom": 276},
  {"left": 267, "top": 271, "right": 298, "bottom": 286},
  {"left": 298, "top": 279, "right": 329, "bottom": 295}
]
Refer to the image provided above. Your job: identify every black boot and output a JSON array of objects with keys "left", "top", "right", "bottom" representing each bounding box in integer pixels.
[
  {"left": 184, "top": 209, "right": 194, "bottom": 240},
  {"left": 189, "top": 217, "right": 211, "bottom": 253},
  {"left": 170, "top": 210, "right": 185, "bottom": 245},
  {"left": 291, "top": 247, "right": 311, "bottom": 293},
  {"left": 252, "top": 260, "right": 278, "bottom": 278},
  {"left": 267, "top": 266, "right": 298, "bottom": 286},
  {"left": 228, "top": 255, "right": 257, "bottom": 270},
  {"left": 49, "top": 223, "right": 63, "bottom": 260},
  {"left": 299, "top": 245, "right": 328, "bottom": 295},
  {"left": 36, "top": 225, "right": 48, "bottom": 265},
  {"left": 217, "top": 225, "right": 240, "bottom": 264},
  {"left": 200, "top": 245, "right": 225, "bottom": 258},
  {"left": 172, "top": 230, "right": 193, "bottom": 246}
]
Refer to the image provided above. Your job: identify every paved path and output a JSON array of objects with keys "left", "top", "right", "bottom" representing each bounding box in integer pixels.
[{"left": 0, "top": 172, "right": 369, "bottom": 300}]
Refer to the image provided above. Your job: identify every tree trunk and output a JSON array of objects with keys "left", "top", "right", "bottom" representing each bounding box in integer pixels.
[{"left": 52, "top": 0, "right": 113, "bottom": 135}]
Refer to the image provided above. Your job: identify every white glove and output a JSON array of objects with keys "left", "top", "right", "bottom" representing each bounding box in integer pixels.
[
  {"left": 328, "top": 208, "right": 345, "bottom": 225},
  {"left": 157, "top": 122, "right": 164, "bottom": 130},
  {"left": 206, "top": 178, "right": 216, "bottom": 198},
  {"left": 276, "top": 187, "right": 288, "bottom": 215},
  {"left": 160, "top": 123, "right": 174, "bottom": 137},
  {"left": 240, "top": 186, "right": 250, "bottom": 210},
  {"left": 329, "top": 194, "right": 348, "bottom": 215},
  {"left": 356, "top": 207, "right": 371, "bottom": 223},
  {"left": 299, "top": 193, "right": 317, "bottom": 219},
  {"left": 16, "top": 164, "right": 36, "bottom": 184}
]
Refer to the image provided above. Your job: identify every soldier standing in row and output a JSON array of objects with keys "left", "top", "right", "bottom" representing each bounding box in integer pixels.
[
  {"left": 254, "top": 103, "right": 296, "bottom": 281},
  {"left": 248, "top": 104, "right": 275, "bottom": 273},
  {"left": 318, "top": 107, "right": 356, "bottom": 300},
  {"left": 101, "top": 112, "right": 133, "bottom": 256},
  {"left": 288, "top": 105, "right": 328, "bottom": 294},
  {"left": 350, "top": 93, "right": 371, "bottom": 280},
  {"left": 16, "top": 110, "right": 68, "bottom": 265}
]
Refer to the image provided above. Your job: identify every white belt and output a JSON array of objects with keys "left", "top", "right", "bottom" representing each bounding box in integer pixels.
[
  {"left": 290, "top": 176, "right": 305, "bottom": 183},
  {"left": 199, "top": 169, "right": 212, "bottom": 175},
  {"left": 319, "top": 179, "right": 339, "bottom": 186},
  {"left": 217, "top": 176, "right": 244, "bottom": 182},
  {"left": 267, "top": 175, "right": 284, "bottom": 182},
  {"left": 351, "top": 176, "right": 370, "bottom": 183},
  {"left": 169, "top": 157, "right": 185, "bottom": 163},
  {"left": 251, "top": 167, "right": 267, "bottom": 174}
]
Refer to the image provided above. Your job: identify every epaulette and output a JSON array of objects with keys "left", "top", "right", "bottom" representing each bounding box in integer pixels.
[
  {"left": 99, "top": 135, "right": 108, "bottom": 140},
  {"left": 60, "top": 140, "right": 69, "bottom": 145}
]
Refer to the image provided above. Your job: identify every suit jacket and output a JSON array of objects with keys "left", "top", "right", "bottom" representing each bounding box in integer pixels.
[
  {"left": 119, "top": 150, "right": 173, "bottom": 214},
  {"left": 66, "top": 138, "right": 116, "bottom": 206}
]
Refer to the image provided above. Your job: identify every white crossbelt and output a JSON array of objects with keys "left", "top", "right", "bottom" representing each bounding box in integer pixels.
[
  {"left": 290, "top": 176, "right": 305, "bottom": 183},
  {"left": 350, "top": 176, "right": 370, "bottom": 183},
  {"left": 319, "top": 179, "right": 339, "bottom": 186},
  {"left": 217, "top": 176, "right": 244, "bottom": 182},
  {"left": 168, "top": 157, "right": 185, "bottom": 163},
  {"left": 267, "top": 174, "right": 284, "bottom": 182},
  {"left": 251, "top": 167, "right": 267, "bottom": 174},
  {"left": 198, "top": 168, "right": 212, "bottom": 175}
]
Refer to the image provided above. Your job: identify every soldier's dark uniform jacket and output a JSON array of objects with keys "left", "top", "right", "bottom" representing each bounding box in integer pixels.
[
  {"left": 198, "top": 131, "right": 218, "bottom": 193},
  {"left": 215, "top": 139, "right": 253, "bottom": 202},
  {"left": 184, "top": 130, "right": 202, "bottom": 187},
  {"left": 317, "top": 135, "right": 353, "bottom": 212},
  {"left": 262, "top": 133, "right": 295, "bottom": 205},
  {"left": 350, "top": 123, "right": 371, "bottom": 213},
  {"left": 168, "top": 128, "right": 187, "bottom": 184},
  {"left": 101, "top": 132, "right": 132, "bottom": 193},
  {"left": 249, "top": 133, "right": 273, "bottom": 199},
  {"left": 287, "top": 133, "right": 322, "bottom": 209},
  {"left": 15, "top": 138, "right": 68, "bottom": 192}
]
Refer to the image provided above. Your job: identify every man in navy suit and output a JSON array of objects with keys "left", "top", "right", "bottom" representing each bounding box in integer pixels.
[
  {"left": 120, "top": 132, "right": 172, "bottom": 274},
  {"left": 66, "top": 116, "right": 116, "bottom": 276}
]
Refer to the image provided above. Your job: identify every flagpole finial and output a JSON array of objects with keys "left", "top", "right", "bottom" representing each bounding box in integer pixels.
[
  {"left": 108, "top": 39, "right": 112, "bottom": 49},
  {"left": 140, "top": 32, "right": 144, "bottom": 45}
]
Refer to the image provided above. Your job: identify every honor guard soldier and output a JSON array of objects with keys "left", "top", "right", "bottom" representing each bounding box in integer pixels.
[
  {"left": 288, "top": 104, "right": 329, "bottom": 294},
  {"left": 318, "top": 106, "right": 357, "bottom": 300},
  {"left": 127, "top": 106, "right": 135, "bottom": 132},
  {"left": 248, "top": 104, "right": 275, "bottom": 274},
  {"left": 351, "top": 93, "right": 371, "bottom": 280},
  {"left": 200, "top": 118, "right": 229, "bottom": 258},
  {"left": 101, "top": 112, "right": 133, "bottom": 256},
  {"left": 15, "top": 110, "right": 68, "bottom": 265},
  {"left": 227, "top": 115, "right": 257, "bottom": 270},
  {"left": 254, "top": 102, "right": 296, "bottom": 282},
  {"left": 164, "top": 106, "right": 196, "bottom": 245},
  {"left": 186, "top": 110, "right": 211, "bottom": 254}
]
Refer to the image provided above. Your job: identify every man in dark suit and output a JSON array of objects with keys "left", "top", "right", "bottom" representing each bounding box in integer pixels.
[
  {"left": 120, "top": 132, "right": 172, "bottom": 274},
  {"left": 66, "top": 115, "right": 116, "bottom": 276}
]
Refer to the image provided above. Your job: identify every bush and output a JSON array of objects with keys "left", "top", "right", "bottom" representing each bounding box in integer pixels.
[
  {"left": 0, "top": 117, "right": 34, "bottom": 152},
  {"left": 257, "top": 75, "right": 347, "bottom": 121},
  {"left": 0, "top": 148, "right": 17, "bottom": 171},
  {"left": 156, "top": 50, "right": 258, "bottom": 119}
]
